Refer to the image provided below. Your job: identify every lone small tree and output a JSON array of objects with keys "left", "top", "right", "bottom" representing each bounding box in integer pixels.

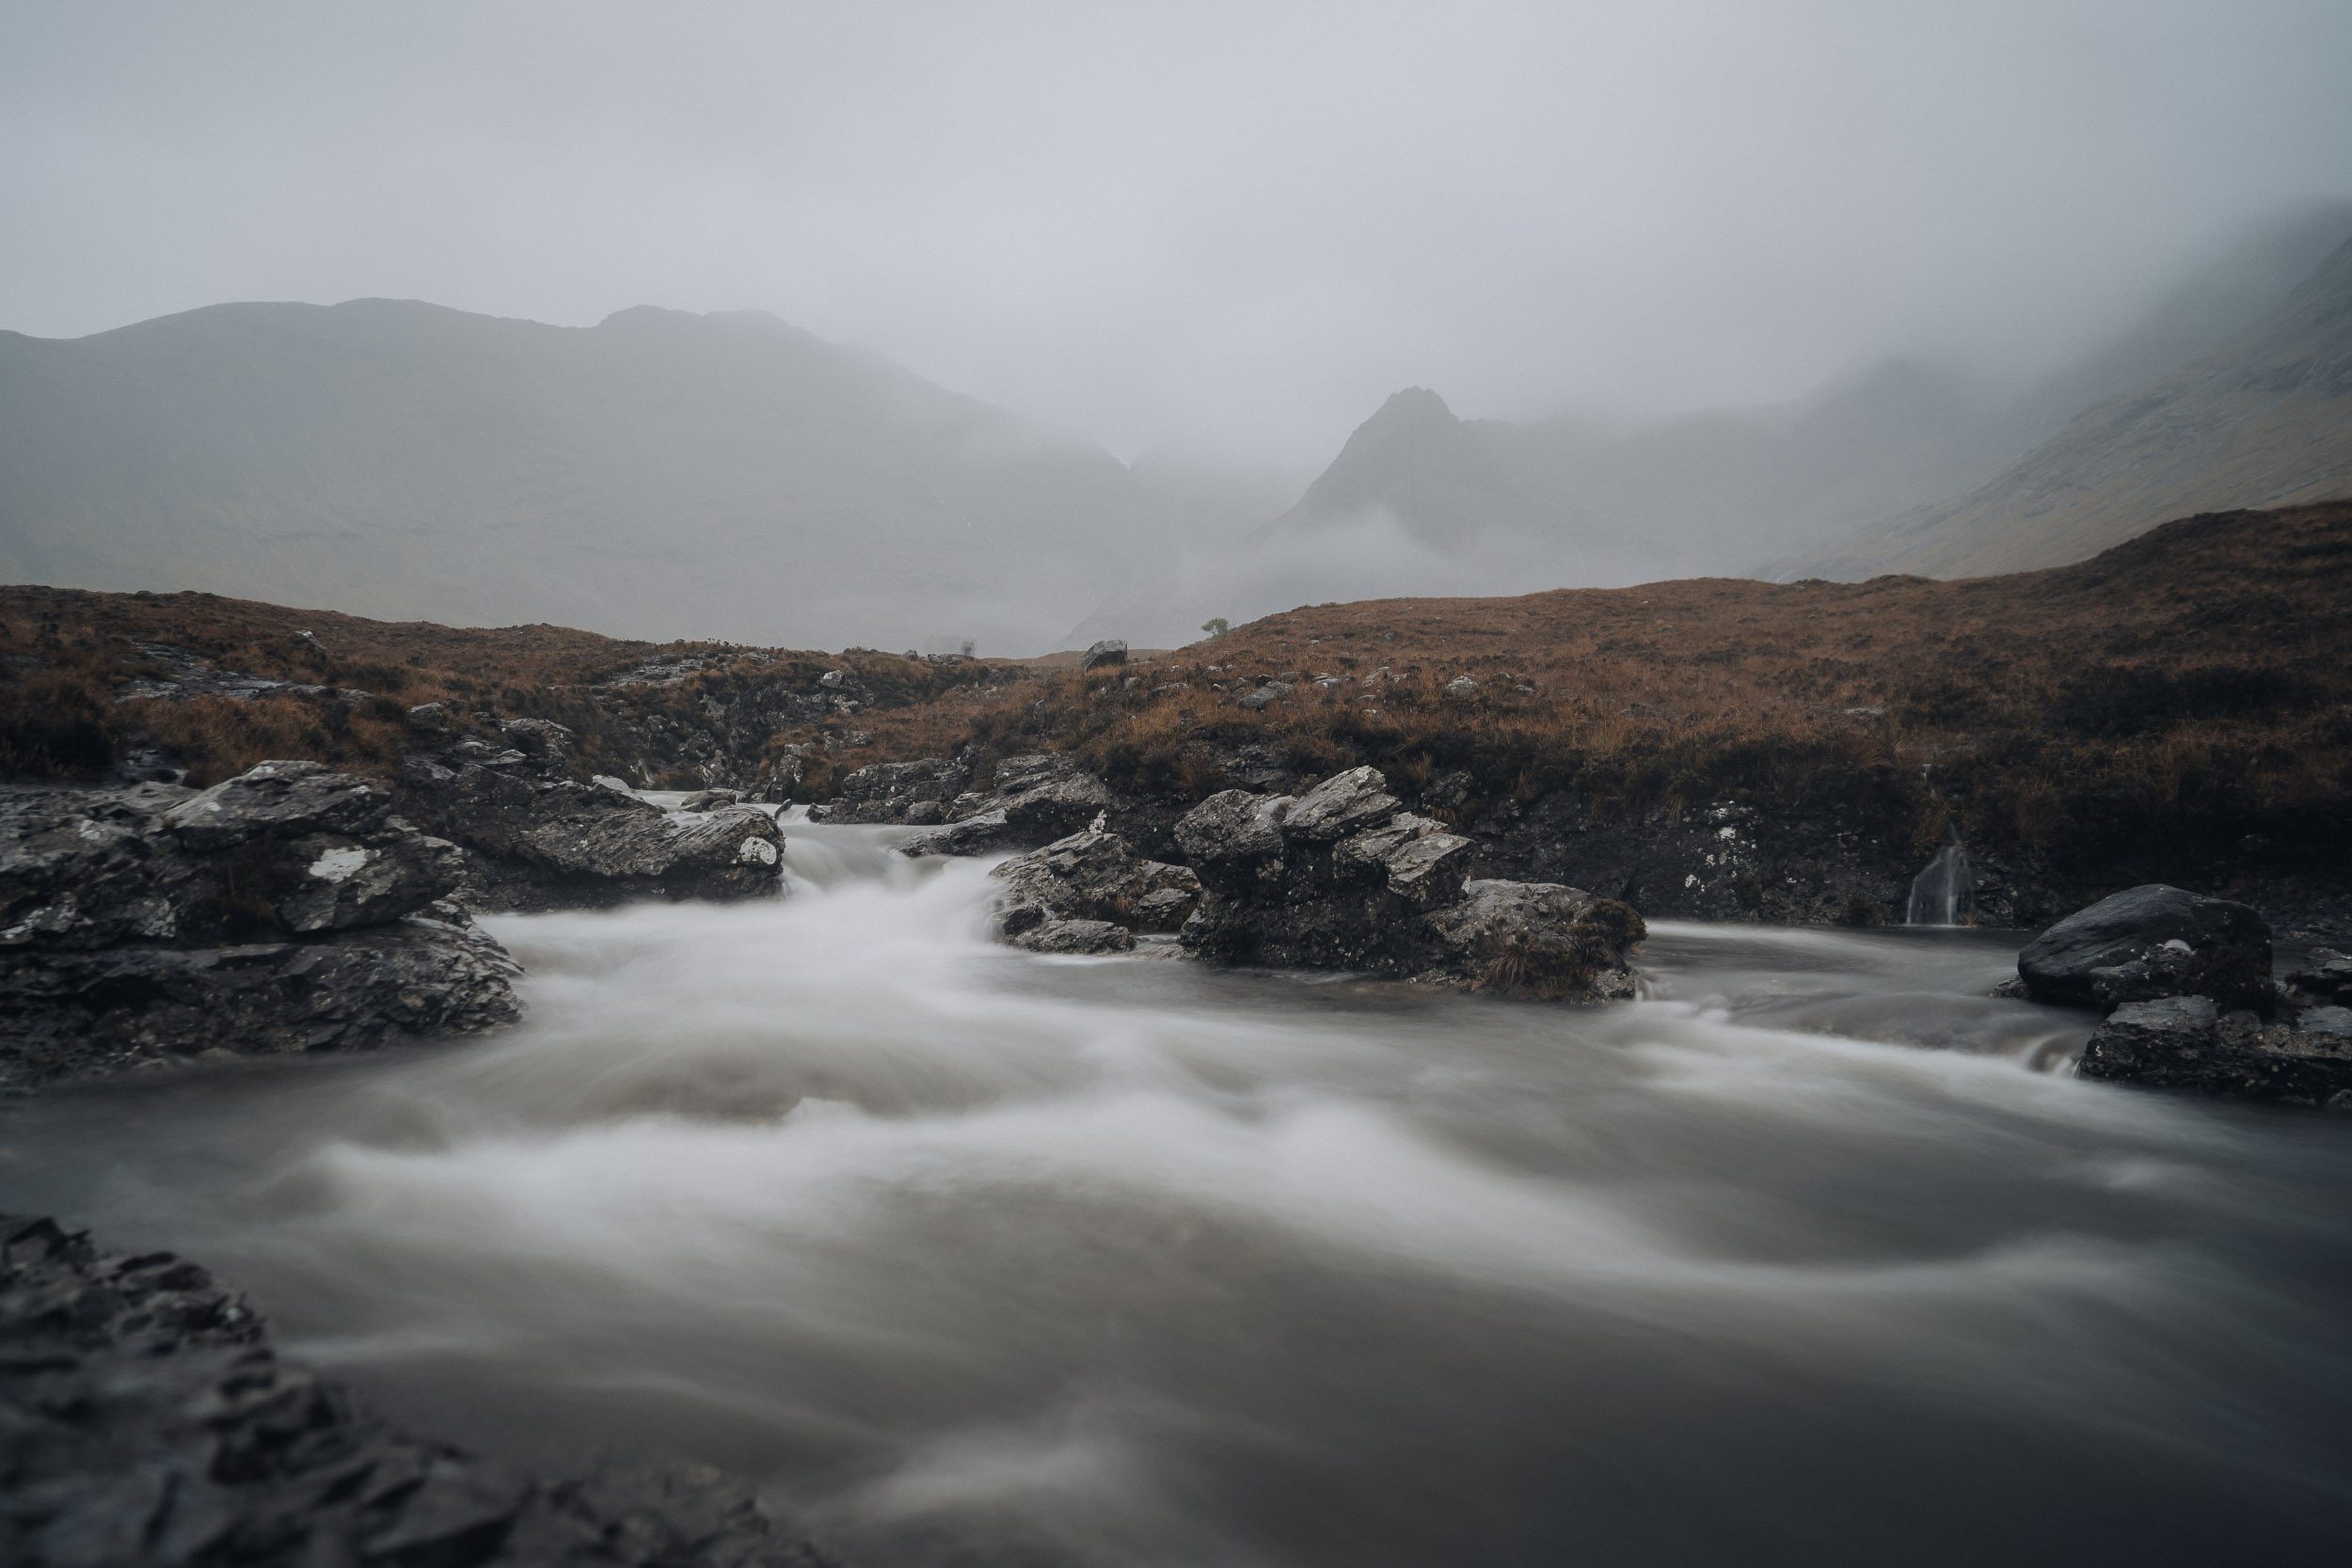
[{"left": 1200, "top": 617, "right": 1230, "bottom": 639}]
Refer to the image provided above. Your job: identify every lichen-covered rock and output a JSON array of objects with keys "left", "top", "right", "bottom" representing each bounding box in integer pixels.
[
  {"left": 991, "top": 828, "right": 1200, "bottom": 950},
  {"left": 1173, "top": 789, "right": 1294, "bottom": 863},
  {"left": 899, "top": 808, "right": 1014, "bottom": 859},
  {"left": 1279, "top": 766, "right": 1399, "bottom": 842},
  {"left": 402, "top": 747, "right": 784, "bottom": 907},
  {"left": 2017, "top": 884, "right": 2273, "bottom": 1009},
  {"left": 991, "top": 753, "right": 1115, "bottom": 838},
  {"left": 839, "top": 752, "right": 1116, "bottom": 852},
  {"left": 810, "top": 756, "right": 972, "bottom": 825},
  {"left": 161, "top": 758, "right": 393, "bottom": 850},
  {"left": 2078, "top": 995, "right": 2352, "bottom": 1107},
  {"left": 1423, "top": 879, "right": 1645, "bottom": 1000},
  {"left": 1172, "top": 767, "right": 1638, "bottom": 997},
  {"left": 0, "top": 764, "right": 523, "bottom": 1094},
  {"left": 3, "top": 772, "right": 461, "bottom": 950}
]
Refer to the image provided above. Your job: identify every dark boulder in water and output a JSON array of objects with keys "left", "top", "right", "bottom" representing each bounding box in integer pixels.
[
  {"left": 0, "top": 765, "right": 519, "bottom": 1093},
  {"left": 2079, "top": 995, "right": 2352, "bottom": 1108},
  {"left": 1171, "top": 767, "right": 1643, "bottom": 997},
  {"left": 2017, "top": 884, "right": 2272, "bottom": 1009}
]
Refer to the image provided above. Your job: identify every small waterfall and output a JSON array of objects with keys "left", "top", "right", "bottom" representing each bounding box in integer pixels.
[{"left": 1905, "top": 836, "right": 1973, "bottom": 927}]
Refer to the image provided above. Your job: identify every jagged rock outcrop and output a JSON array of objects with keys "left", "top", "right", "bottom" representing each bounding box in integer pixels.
[
  {"left": 0, "top": 764, "right": 520, "bottom": 1093},
  {"left": 402, "top": 742, "right": 784, "bottom": 910},
  {"left": 2288, "top": 947, "right": 2352, "bottom": 1006},
  {"left": 890, "top": 753, "right": 1116, "bottom": 857},
  {"left": 0, "top": 1214, "right": 836, "bottom": 1568},
  {"left": 2017, "top": 884, "right": 2273, "bottom": 1009},
  {"left": 990, "top": 827, "right": 1202, "bottom": 954},
  {"left": 810, "top": 755, "right": 973, "bottom": 825},
  {"left": 1170, "top": 767, "right": 1644, "bottom": 996},
  {"left": 2078, "top": 995, "right": 2352, "bottom": 1107}
]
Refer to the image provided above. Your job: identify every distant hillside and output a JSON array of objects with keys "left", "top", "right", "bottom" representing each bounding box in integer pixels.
[
  {"left": 1785, "top": 235, "right": 2352, "bottom": 578},
  {"left": 1264, "top": 204, "right": 2352, "bottom": 588},
  {"left": 0, "top": 299, "right": 1206, "bottom": 655}
]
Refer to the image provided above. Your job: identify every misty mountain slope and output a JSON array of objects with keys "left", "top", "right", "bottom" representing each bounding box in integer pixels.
[
  {"left": 0, "top": 298, "right": 1181, "bottom": 652},
  {"left": 1256, "top": 205, "right": 2352, "bottom": 594},
  {"left": 1263, "top": 358, "right": 2022, "bottom": 586},
  {"left": 1788, "top": 234, "right": 2352, "bottom": 578}
]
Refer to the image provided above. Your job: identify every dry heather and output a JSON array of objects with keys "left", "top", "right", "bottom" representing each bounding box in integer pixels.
[
  {"left": 803, "top": 504, "right": 2352, "bottom": 876},
  {"left": 5, "top": 503, "right": 2348, "bottom": 881},
  {"left": 0, "top": 585, "right": 1024, "bottom": 788}
]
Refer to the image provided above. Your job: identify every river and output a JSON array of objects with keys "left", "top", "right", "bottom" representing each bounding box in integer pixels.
[{"left": 5, "top": 814, "right": 2350, "bottom": 1565}]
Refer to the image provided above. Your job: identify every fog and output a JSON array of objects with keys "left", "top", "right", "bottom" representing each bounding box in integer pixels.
[{"left": 5, "top": 1, "right": 2350, "bottom": 469}]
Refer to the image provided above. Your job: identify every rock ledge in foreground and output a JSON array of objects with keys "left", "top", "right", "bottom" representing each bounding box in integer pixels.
[{"left": 0, "top": 1213, "right": 836, "bottom": 1567}]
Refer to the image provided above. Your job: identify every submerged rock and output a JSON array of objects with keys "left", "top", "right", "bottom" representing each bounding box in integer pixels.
[
  {"left": 0, "top": 766, "right": 519, "bottom": 1093},
  {"left": 0, "top": 1214, "right": 838, "bottom": 1568},
  {"left": 2016, "top": 884, "right": 2273, "bottom": 1009}
]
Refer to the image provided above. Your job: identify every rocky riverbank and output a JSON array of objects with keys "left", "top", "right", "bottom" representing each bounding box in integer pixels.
[{"left": 0, "top": 1212, "right": 835, "bottom": 1567}]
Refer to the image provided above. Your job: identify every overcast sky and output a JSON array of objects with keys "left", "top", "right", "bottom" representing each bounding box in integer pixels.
[{"left": 4, "top": 0, "right": 2348, "bottom": 466}]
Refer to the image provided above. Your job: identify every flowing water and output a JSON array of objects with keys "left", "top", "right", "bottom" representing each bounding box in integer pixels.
[
  {"left": 1906, "top": 836, "right": 1974, "bottom": 927},
  {"left": 5, "top": 816, "right": 2352, "bottom": 1565}
]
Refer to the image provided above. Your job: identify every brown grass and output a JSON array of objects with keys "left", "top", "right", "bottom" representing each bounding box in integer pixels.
[
  {"left": 0, "top": 584, "right": 1038, "bottom": 788},
  {"left": 787, "top": 504, "right": 2352, "bottom": 877}
]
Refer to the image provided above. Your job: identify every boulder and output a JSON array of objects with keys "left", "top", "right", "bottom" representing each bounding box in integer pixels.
[
  {"left": 992, "top": 828, "right": 1200, "bottom": 950},
  {"left": 1013, "top": 918, "right": 1136, "bottom": 955},
  {"left": 2079, "top": 996, "right": 2352, "bottom": 1107},
  {"left": 4, "top": 772, "right": 460, "bottom": 950},
  {"left": 1280, "top": 766, "right": 1400, "bottom": 842},
  {"left": 162, "top": 759, "right": 392, "bottom": 850},
  {"left": 1082, "top": 639, "right": 1128, "bottom": 670},
  {"left": 1173, "top": 789, "right": 1294, "bottom": 863},
  {"left": 883, "top": 754, "right": 1114, "bottom": 854},
  {"left": 1333, "top": 814, "right": 1474, "bottom": 909},
  {"left": 2016, "top": 884, "right": 2272, "bottom": 1009},
  {"left": 1170, "top": 767, "right": 1634, "bottom": 996},
  {"left": 899, "top": 809, "right": 1014, "bottom": 859},
  {"left": 675, "top": 787, "right": 743, "bottom": 812},
  {"left": 402, "top": 748, "right": 785, "bottom": 906},
  {"left": 992, "top": 753, "right": 1114, "bottom": 838},
  {"left": 1239, "top": 682, "right": 1292, "bottom": 710},
  {"left": 1423, "top": 879, "right": 1645, "bottom": 1000},
  {"left": 2287, "top": 947, "right": 2352, "bottom": 1006},
  {"left": 0, "top": 766, "right": 520, "bottom": 1093},
  {"left": 811, "top": 756, "right": 971, "bottom": 824}
]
